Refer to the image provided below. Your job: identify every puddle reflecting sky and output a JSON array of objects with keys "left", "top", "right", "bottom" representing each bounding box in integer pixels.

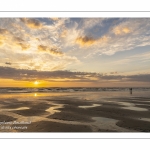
[
  {"left": 122, "top": 106, "right": 148, "bottom": 111},
  {"left": 92, "top": 117, "right": 132, "bottom": 132},
  {"left": 46, "top": 104, "right": 64, "bottom": 115},
  {"left": 1, "top": 107, "right": 30, "bottom": 111},
  {"left": 78, "top": 104, "right": 101, "bottom": 109},
  {"left": 139, "top": 118, "right": 150, "bottom": 122},
  {"left": 117, "top": 102, "right": 148, "bottom": 111}
]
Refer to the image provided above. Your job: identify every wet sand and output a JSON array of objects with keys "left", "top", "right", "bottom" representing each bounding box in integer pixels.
[{"left": 0, "top": 92, "right": 150, "bottom": 132}]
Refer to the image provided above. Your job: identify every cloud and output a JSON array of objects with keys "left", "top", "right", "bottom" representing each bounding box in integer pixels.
[
  {"left": 0, "top": 66, "right": 150, "bottom": 83},
  {"left": 0, "top": 28, "right": 30, "bottom": 50},
  {"left": 0, "top": 18, "right": 79, "bottom": 72},
  {"left": 15, "top": 42, "right": 30, "bottom": 50},
  {"left": 61, "top": 26, "right": 82, "bottom": 47},
  {"left": 98, "top": 74, "right": 150, "bottom": 83},
  {"left": 0, "top": 28, "right": 9, "bottom": 44},
  {"left": 60, "top": 30, "right": 67, "bottom": 38},
  {"left": 12, "top": 36, "right": 30, "bottom": 50},
  {"left": 110, "top": 71, "right": 118, "bottom": 74},
  {"left": 76, "top": 35, "right": 109, "bottom": 47},
  {"left": 1, "top": 18, "right": 150, "bottom": 77},
  {"left": 92, "top": 19, "right": 150, "bottom": 56},
  {"left": 38, "top": 45, "right": 63, "bottom": 56},
  {"left": 0, "top": 41, "right": 3, "bottom": 46},
  {"left": 0, "top": 28, "right": 8, "bottom": 34},
  {"left": 76, "top": 36, "right": 96, "bottom": 47},
  {"left": 50, "top": 63, "right": 68, "bottom": 71},
  {"left": 81, "top": 18, "right": 106, "bottom": 30},
  {"left": 113, "top": 26, "right": 131, "bottom": 35},
  {"left": 75, "top": 19, "right": 150, "bottom": 57},
  {"left": 0, "top": 66, "right": 98, "bottom": 81},
  {"left": 1, "top": 18, "right": 150, "bottom": 57},
  {"left": 20, "top": 18, "right": 43, "bottom": 29},
  {"left": 50, "top": 18, "right": 59, "bottom": 21},
  {"left": 5, "top": 62, "right": 11, "bottom": 65}
]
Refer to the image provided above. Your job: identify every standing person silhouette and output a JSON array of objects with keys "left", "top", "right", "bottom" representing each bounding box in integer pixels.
[{"left": 129, "top": 88, "right": 132, "bottom": 94}]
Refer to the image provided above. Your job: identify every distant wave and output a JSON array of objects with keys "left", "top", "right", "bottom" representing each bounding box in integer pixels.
[{"left": 0, "top": 87, "right": 150, "bottom": 93}]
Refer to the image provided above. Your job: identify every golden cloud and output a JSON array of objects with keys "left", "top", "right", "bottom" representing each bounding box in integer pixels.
[
  {"left": 0, "top": 35, "right": 3, "bottom": 40},
  {"left": 98, "top": 36, "right": 109, "bottom": 43},
  {"left": 76, "top": 35, "right": 108, "bottom": 47},
  {"left": 113, "top": 26, "right": 131, "bottom": 35},
  {"left": 20, "top": 18, "right": 43, "bottom": 29},
  {"left": 38, "top": 45, "right": 47, "bottom": 51},
  {"left": 0, "top": 28, "right": 30, "bottom": 50},
  {"left": 0, "top": 28, "right": 10, "bottom": 47},
  {"left": 0, "top": 28, "right": 9, "bottom": 42},
  {"left": 11, "top": 23, "right": 23, "bottom": 31},
  {"left": 12, "top": 37, "right": 30, "bottom": 50},
  {"left": 15, "top": 43, "right": 30, "bottom": 50},
  {"left": 0, "top": 28, "right": 9, "bottom": 34},
  {"left": 0, "top": 41, "right": 3, "bottom": 46},
  {"left": 13, "top": 36, "right": 24, "bottom": 43},
  {"left": 38, "top": 45, "right": 63, "bottom": 55},
  {"left": 0, "top": 36, "right": 5, "bottom": 44},
  {"left": 50, "top": 18, "right": 59, "bottom": 21},
  {"left": 36, "top": 38, "right": 40, "bottom": 41},
  {"left": 76, "top": 36, "right": 96, "bottom": 47},
  {"left": 60, "top": 30, "right": 67, "bottom": 38}
]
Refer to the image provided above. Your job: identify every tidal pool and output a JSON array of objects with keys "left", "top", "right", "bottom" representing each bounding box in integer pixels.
[
  {"left": 78, "top": 104, "right": 101, "bottom": 109},
  {"left": 117, "top": 102, "right": 148, "bottom": 111}
]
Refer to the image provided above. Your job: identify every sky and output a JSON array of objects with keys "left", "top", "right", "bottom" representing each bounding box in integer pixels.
[{"left": 0, "top": 18, "right": 150, "bottom": 87}]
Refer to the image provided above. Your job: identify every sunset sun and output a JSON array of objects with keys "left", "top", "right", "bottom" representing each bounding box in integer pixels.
[{"left": 34, "top": 81, "right": 39, "bottom": 85}]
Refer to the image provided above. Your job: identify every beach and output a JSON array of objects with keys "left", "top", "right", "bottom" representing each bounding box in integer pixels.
[{"left": 0, "top": 89, "right": 150, "bottom": 132}]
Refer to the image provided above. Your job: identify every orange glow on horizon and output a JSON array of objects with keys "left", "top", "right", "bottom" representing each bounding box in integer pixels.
[{"left": 0, "top": 78, "right": 150, "bottom": 87}]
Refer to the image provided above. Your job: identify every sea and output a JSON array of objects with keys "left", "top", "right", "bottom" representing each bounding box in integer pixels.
[{"left": 0, "top": 87, "right": 150, "bottom": 93}]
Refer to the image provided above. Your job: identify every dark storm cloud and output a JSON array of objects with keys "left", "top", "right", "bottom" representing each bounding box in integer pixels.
[{"left": 0, "top": 66, "right": 150, "bottom": 83}]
